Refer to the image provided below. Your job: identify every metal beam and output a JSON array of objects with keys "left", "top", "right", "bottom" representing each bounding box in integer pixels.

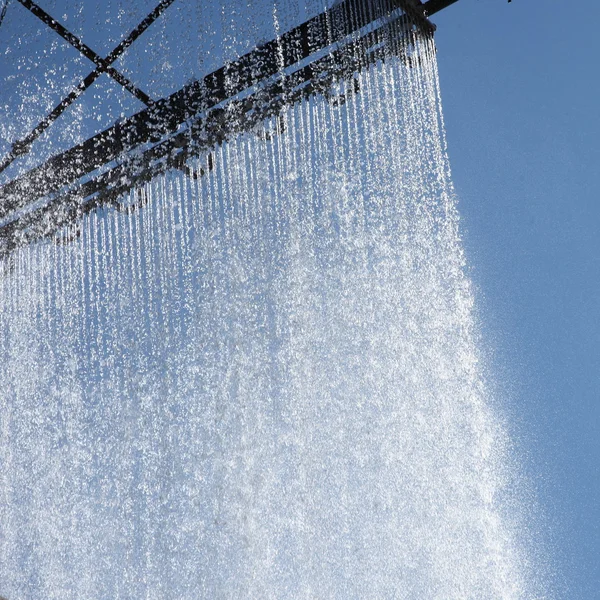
[
  {"left": 0, "top": 13, "right": 414, "bottom": 257},
  {"left": 0, "top": 0, "right": 443, "bottom": 256},
  {"left": 0, "top": 0, "right": 9, "bottom": 28},
  {"left": 423, "top": 0, "right": 460, "bottom": 17}
]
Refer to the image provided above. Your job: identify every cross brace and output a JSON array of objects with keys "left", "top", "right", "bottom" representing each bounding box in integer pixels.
[
  {"left": 0, "top": 0, "right": 176, "bottom": 174},
  {"left": 0, "top": 0, "right": 459, "bottom": 258}
]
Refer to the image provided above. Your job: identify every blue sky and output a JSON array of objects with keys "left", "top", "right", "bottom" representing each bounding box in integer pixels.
[{"left": 433, "top": 1, "right": 600, "bottom": 597}]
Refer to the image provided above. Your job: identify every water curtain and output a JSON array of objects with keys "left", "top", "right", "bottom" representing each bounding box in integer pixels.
[{"left": 0, "top": 3, "right": 532, "bottom": 598}]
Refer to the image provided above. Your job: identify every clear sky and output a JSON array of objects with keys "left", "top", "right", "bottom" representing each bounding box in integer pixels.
[{"left": 432, "top": 1, "right": 600, "bottom": 597}]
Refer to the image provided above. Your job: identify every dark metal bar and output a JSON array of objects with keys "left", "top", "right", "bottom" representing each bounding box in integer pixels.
[
  {"left": 0, "top": 0, "right": 172, "bottom": 175},
  {"left": 401, "top": 0, "right": 436, "bottom": 31},
  {"left": 102, "top": 0, "right": 178, "bottom": 65},
  {"left": 0, "top": 0, "right": 9, "bottom": 28},
  {"left": 423, "top": 0, "right": 460, "bottom": 17},
  {"left": 0, "top": 0, "right": 439, "bottom": 255},
  {"left": 16, "top": 0, "right": 152, "bottom": 104}
]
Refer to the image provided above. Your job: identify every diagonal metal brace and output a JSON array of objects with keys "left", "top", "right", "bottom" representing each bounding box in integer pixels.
[
  {"left": 17, "top": 0, "right": 153, "bottom": 105},
  {"left": 0, "top": 0, "right": 9, "bottom": 28},
  {"left": 0, "top": 0, "right": 177, "bottom": 175}
]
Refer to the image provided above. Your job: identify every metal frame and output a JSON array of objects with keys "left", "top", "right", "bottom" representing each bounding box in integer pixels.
[
  {"left": 0, "top": 0, "right": 459, "bottom": 257},
  {"left": 0, "top": 0, "right": 176, "bottom": 173}
]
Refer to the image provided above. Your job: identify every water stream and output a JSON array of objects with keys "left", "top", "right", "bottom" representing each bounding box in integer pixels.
[{"left": 0, "top": 5, "right": 539, "bottom": 599}]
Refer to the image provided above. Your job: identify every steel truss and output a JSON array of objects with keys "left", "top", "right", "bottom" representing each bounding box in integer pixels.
[{"left": 0, "top": 0, "right": 459, "bottom": 257}]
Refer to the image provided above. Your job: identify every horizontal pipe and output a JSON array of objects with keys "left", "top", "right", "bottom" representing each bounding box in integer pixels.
[{"left": 422, "top": 0, "right": 460, "bottom": 17}]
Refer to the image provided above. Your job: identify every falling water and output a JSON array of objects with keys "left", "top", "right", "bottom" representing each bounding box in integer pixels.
[{"left": 0, "top": 4, "right": 542, "bottom": 599}]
